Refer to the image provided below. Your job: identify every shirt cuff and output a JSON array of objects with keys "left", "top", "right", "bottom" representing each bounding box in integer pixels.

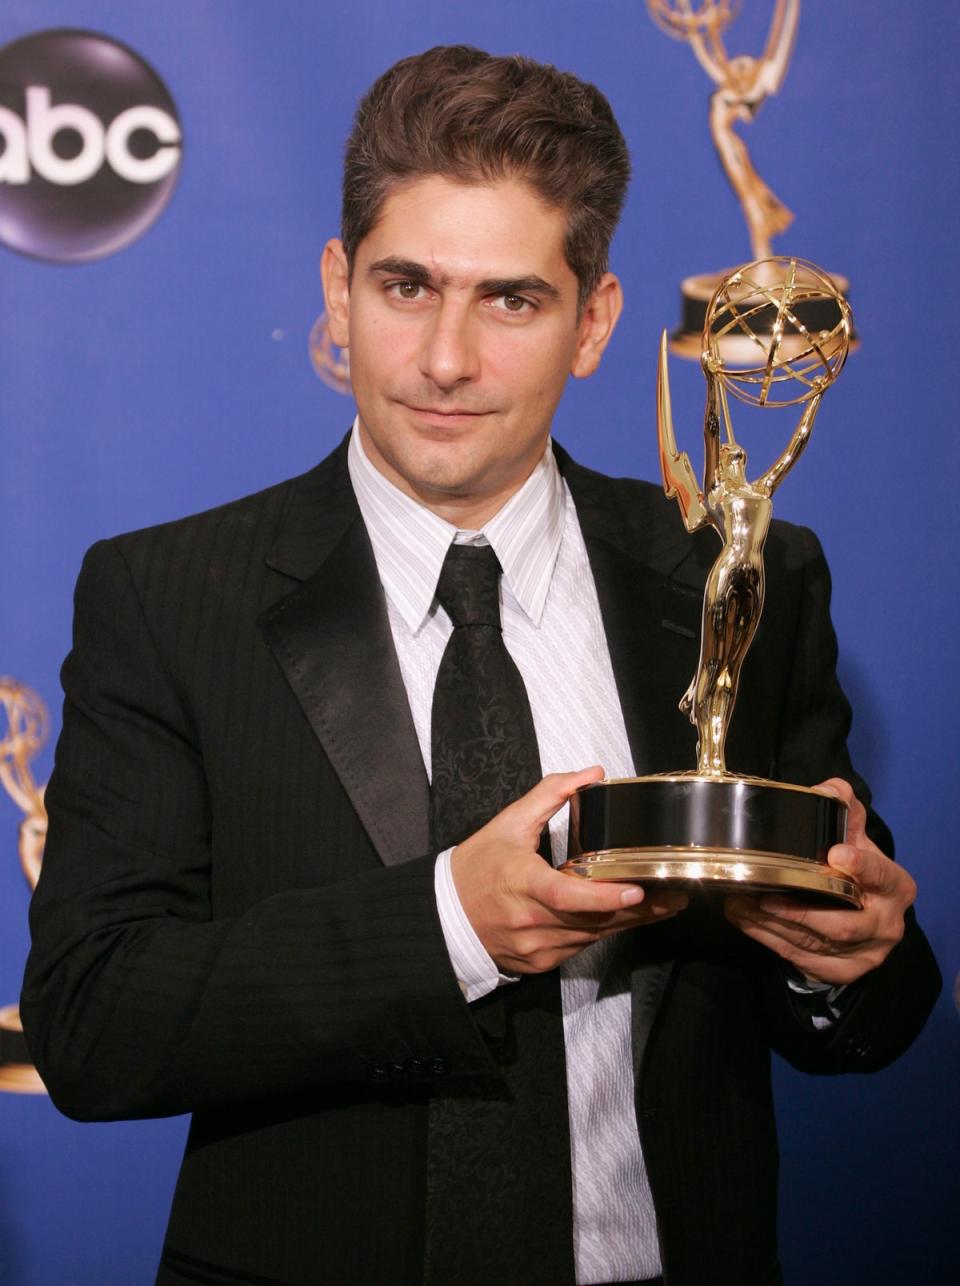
[
  {"left": 434, "top": 847, "right": 520, "bottom": 1003},
  {"left": 785, "top": 971, "right": 849, "bottom": 1030}
]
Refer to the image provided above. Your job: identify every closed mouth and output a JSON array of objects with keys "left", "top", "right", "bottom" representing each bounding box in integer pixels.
[{"left": 407, "top": 405, "right": 486, "bottom": 416}]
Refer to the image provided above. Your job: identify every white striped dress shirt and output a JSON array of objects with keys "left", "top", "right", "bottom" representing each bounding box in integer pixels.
[{"left": 348, "top": 423, "right": 661, "bottom": 1283}]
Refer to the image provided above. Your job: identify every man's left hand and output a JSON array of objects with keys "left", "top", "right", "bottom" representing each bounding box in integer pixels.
[{"left": 724, "top": 778, "right": 917, "bottom": 985}]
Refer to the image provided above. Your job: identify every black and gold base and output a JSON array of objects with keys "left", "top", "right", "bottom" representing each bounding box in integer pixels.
[
  {"left": 564, "top": 775, "right": 861, "bottom": 908},
  {"left": 669, "top": 270, "right": 857, "bottom": 363}
]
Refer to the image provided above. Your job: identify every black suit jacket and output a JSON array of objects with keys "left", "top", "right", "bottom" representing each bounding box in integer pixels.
[{"left": 22, "top": 440, "right": 940, "bottom": 1286}]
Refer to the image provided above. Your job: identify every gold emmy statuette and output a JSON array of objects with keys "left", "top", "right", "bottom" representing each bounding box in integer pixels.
[
  {"left": 566, "top": 257, "right": 861, "bottom": 908},
  {"left": 0, "top": 678, "right": 49, "bottom": 1094},
  {"left": 646, "top": 1, "right": 853, "bottom": 359}
]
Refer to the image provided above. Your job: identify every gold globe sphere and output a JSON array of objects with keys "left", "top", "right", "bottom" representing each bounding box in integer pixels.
[{"left": 703, "top": 256, "right": 852, "bottom": 409}]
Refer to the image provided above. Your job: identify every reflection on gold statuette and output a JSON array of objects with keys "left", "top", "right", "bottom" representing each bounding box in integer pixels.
[
  {"left": 566, "top": 258, "right": 862, "bottom": 908},
  {"left": 646, "top": 1, "right": 853, "bottom": 359},
  {"left": 0, "top": 678, "right": 49, "bottom": 1094}
]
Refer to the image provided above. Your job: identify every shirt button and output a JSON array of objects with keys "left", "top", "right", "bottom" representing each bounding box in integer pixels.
[
  {"left": 369, "top": 1065, "right": 388, "bottom": 1083},
  {"left": 406, "top": 1058, "right": 429, "bottom": 1077},
  {"left": 388, "top": 1062, "right": 408, "bottom": 1081},
  {"left": 429, "top": 1057, "right": 449, "bottom": 1077}
]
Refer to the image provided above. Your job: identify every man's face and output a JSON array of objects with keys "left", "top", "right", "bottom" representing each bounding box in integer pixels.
[{"left": 322, "top": 176, "right": 621, "bottom": 525}]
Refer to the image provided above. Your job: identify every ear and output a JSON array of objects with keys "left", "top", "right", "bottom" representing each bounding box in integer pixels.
[
  {"left": 570, "top": 272, "right": 623, "bottom": 379},
  {"left": 320, "top": 238, "right": 351, "bottom": 347}
]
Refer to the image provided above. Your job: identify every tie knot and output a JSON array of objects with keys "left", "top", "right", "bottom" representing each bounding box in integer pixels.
[{"left": 435, "top": 543, "right": 502, "bottom": 629}]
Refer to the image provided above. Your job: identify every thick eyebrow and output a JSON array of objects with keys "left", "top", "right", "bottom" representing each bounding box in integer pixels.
[
  {"left": 367, "top": 257, "right": 562, "bottom": 302},
  {"left": 476, "top": 275, "right": 561, "bottom": 302},
  {"left": 367, "top": 257, "right": 436, "bottom": 286}
]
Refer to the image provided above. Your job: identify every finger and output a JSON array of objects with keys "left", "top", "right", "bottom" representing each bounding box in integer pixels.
[
  {"left": 542, "top": 866, "right": 690, "bottom": 921},
  {"left": 814, "top": 776, "right": 853, "bottom": 804},
  {"left": 523, "top": 888, "right": 688, "bottom": 960},
  {"left": 827, "top": 843, "right": 913, "bottom": 901},
  {"left": 532, "top": 863, "right": 648, "bottom": 915},
  {"left": 639, "top": 888, "right": 691, "bottom": 914},
  {"left": 506, "top": 765, "right": 605, "bottom": 832},
  {"left": 588, "top": 898, "right": 689, "bottom": 942},
  {"left": 731, "top": 903, "right": 854, "bottom": 953},
  {"left": 726, "top": 911, "right": 864, "bottom": 985},
  {"left": 726, "top": 892, "right": 875, "bottom": 953},
  {"left": 814, "top": 777, "right": 870, "bottom": 847},
  {"left": 726, "top": 878, "right": 908, "bottom": 983}
]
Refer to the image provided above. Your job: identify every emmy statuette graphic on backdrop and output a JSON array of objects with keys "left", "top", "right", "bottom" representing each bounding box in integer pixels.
[
  {"left": 0, "top": 678, "right": 49, "bottom": 1093},
  {"left": 646, "top": 0, "right": 854, "bottom": 359},
  {"left": 566, "top": 256, "right": 861, "bottom": 908},
  {"left": 309, "top": 312, "right": 352, "bottom": 394}
]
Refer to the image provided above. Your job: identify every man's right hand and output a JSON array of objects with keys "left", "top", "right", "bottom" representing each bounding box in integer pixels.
[{"left": 451, "top": 765, "right": 688, "bottom": 974}]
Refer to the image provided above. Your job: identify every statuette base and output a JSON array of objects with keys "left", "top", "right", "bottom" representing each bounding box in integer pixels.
[
  {"left": 670, "top": 269, "right": 856, "bottom": 363},
  {"left": 564, "top": 775, "right": 861, "bottom": 908}
]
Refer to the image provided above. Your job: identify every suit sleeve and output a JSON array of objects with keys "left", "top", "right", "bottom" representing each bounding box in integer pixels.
[
  {"left": 757, "top": 526, "right": 940, "bottom": 1072},
  {"left": 21, "top": 539, "right": 498, "bottom": 1122}
]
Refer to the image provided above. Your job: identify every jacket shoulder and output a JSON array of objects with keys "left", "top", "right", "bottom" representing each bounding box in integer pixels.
[
  {"left": 106, "top": 470, "right": 305, "bottom": 561},
  {"left": 80, "top": 441, "right": 351, "bottom": 591},
  {"left": 557, "top": 447, "right": 823, "bottom": 583}
]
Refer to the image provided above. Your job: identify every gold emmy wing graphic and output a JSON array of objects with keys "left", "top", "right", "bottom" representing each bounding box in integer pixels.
[
  {"left": 566, "top": 256, "right": 861, "bottom": 908},
  {"left": 0, "top": 678, "right": 49, "bottom": 1094},
  {"left": 646, "top": 1, "right": 853, "bottom": 358}
]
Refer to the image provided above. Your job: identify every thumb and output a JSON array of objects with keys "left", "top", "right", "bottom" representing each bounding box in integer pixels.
[
  {"left": 815, "top": 777, "right": 871, "bottom": 849},
  {"left": 508, "top": 766, "right": 605, "bottom": 834}
]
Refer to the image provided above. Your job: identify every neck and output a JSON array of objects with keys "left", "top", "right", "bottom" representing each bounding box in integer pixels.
[
  {"left": 407, "top": 487, "right": 518, "bottom": 531},
  {"left": 357, "top": 421, "right": 545, "bottom": 530}
]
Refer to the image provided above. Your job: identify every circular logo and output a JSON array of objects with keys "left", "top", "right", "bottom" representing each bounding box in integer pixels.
[
  {"left": 0, "top": 29, "right": 182, "bottom": 263},
  {"left": 309, "top": 313, "right": 352, "bottom": 395}
]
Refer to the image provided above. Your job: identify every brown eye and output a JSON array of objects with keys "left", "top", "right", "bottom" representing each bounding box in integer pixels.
[
  {"left": 502, "top": 295, "right": 526, "bottom": 312},
  {"left": 395, "top": 281, "right": 422, "bottom": 299}
]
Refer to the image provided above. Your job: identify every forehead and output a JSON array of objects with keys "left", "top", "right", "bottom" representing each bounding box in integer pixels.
[{"left": 356, "top": 175, "right": 575, "bottom": 287}]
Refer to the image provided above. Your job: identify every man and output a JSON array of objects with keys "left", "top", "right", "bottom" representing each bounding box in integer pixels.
[{"left": 22, "top": 45, "right": 939, "bottom": 1286}]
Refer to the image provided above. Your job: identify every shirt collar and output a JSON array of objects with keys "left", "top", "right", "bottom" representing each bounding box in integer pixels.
[{"left": 347, "top": 417, "right": 565, "bottom": 633}]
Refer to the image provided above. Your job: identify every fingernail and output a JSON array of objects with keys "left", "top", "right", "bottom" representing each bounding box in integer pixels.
[
  {"left": 620, "top": 886, "right": 644, "bottom": 907},
  {"left": 830, "top": 845, "right": 856, "bottom": 871}
]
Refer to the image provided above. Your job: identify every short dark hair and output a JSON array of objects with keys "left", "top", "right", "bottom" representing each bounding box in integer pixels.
[{"left": 341, "top": 45, "right": 631, "bottom": 309}]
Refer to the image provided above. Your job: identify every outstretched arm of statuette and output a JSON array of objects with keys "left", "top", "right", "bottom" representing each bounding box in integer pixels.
[
  {"left": 700, "top": 351, "right": 727, "bottom": 499},
  {"left": 757, "top": 0, "right": 800, "bottom": 97},
  {"left": 757, "top": 387, "right": 823, "bottom": 496},
  {"left": 686, "top": 18, "right": 728, "bottom": 89},
  {"left": 657, "top": 330, "right": 710, "bottom": 532}
]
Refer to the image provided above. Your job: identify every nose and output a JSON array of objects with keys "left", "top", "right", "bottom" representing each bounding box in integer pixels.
[{"left": 417, "top": 299, "right": 480, "bottom": 389}]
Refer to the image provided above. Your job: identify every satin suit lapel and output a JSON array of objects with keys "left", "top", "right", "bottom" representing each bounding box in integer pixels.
[
  {"left": 259, "top": 439, "right": 701, "bottom": 1077},
  {"left": 260, "top": 439, "right": 704, "bottom": 874},
  {"left": 258, "top": 440, "right": 432, "bottom": 868}
]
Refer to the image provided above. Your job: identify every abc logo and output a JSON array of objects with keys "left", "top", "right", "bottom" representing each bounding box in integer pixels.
[{"left": 0, "top": 29, "right": 182, "bottom": 263}]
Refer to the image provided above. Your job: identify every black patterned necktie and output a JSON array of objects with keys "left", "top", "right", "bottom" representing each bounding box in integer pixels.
[
  {"left": 430, "top": 542, "right": 542, "bottom": 851},
  {"left": 425, "top": 542, "right": 572, "bottom": 1283}
]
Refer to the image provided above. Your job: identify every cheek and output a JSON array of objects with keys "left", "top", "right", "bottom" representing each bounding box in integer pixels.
[
  {"left": 495, "top": 337, "right": 574, "bottom": 406},
  {"left": 349, "top": 320, "right": 411, "bottom": 393}
]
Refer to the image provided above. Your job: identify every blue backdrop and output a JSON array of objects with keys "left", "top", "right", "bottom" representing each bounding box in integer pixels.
[{"left": 1, "top": 3, "right": 957, "bottom": 1282}]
